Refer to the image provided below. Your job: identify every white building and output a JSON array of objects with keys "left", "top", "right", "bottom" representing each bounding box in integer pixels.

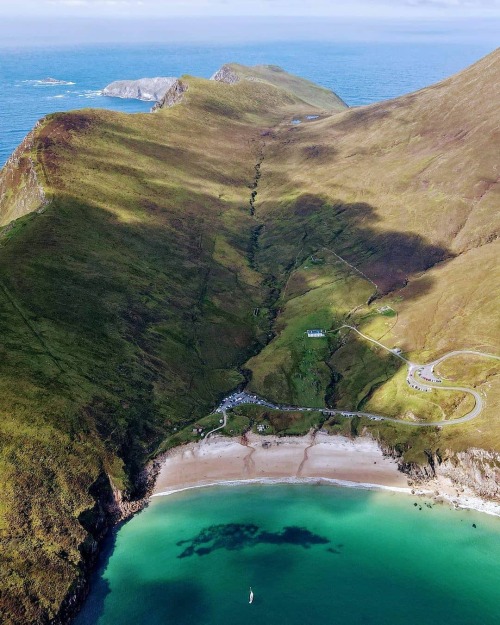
[{"left": 306, "top": 329, "right": 326, "bottom": 338}]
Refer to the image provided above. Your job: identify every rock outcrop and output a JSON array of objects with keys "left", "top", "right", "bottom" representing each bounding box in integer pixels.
[
  {"left": 0, "top": 122, "right": 49, "bottom": 228},
  {"left": 391, "top": 445, "right": 500, "bottom": 502},
  {"left": 152, "top": 79, "right": 189, "bottom": 111},
  {"left": 210, "top": 64, "right": 241, "bottom": 84},
  {"left": 40, "top": 77, "right": 72, "bottom": 85},
  {"left": 103, "top": 77, "right": 178, "bottom": 102},
  {"left": 53, "top": 455, "right": 165, "bottom": 625},
  {"left": 436, "top": 448, "right": 500, "bottom": 500}
]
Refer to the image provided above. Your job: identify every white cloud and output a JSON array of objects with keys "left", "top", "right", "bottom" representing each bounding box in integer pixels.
[{"left": 45, "top": 0, "right": 146, "bottom": 5}]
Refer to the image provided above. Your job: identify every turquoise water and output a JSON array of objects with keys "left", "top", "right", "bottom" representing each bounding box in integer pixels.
[
  {"left": 75, "top": 485, "right": 500, "bottom": 625},
  {"left": 0, "top": 42, "right": 494, "bottom": 166}
]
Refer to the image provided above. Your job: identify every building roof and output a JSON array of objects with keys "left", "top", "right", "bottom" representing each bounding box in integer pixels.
[{"left": 306, "top": 329, "right": 326, "bottom": 337}]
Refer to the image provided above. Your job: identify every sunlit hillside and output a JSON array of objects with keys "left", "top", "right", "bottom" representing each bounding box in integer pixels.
[{"left": 0, "top": 51, "right": 498, "bottom": 623}]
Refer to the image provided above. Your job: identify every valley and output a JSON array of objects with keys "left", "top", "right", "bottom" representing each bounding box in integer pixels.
[{"left": 0, "top": 53, "right": 499, "bottom": 624}]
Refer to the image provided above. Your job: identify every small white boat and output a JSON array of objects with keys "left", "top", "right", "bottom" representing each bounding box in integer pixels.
[{"left": 249, "top": 587, "right": 254, "bottom": 604}]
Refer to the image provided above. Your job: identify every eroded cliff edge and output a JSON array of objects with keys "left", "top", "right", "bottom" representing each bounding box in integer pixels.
[{"left": 0, "top": 122, "right": 49, "bottom": 228}]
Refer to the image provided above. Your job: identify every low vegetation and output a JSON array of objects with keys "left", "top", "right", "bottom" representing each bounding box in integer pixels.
[{"left": 0, "top": 51, "right": 498, "bottom": 623}]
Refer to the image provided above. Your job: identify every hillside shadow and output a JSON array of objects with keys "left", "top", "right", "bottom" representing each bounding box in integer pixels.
[
  {"left": 0, "top": 182, "right": 270, "bottom": 474},
  {"left": 257, "top": 194, "right": 454, "bottom": 296},
  {"left": 73, "top": 522, "right": 120, "bottom": 624}
]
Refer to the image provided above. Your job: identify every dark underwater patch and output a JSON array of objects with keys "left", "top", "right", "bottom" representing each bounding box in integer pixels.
[{"left": 176, "top": 523, "right": 329, "bottom": 558}]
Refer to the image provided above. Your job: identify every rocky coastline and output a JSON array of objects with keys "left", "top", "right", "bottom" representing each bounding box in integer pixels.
[
  {"left": 151, "top": 79, "right": 189, "bottom": 111},
  {"left": 0, "top": 121, "right": 49, "bottom": 227},
  {"left": 398, "top": 446, "right": 500, "bottom": 508},
  {"left": 102, "top": 77, "right": 177, "bottom": 102},
  {"left": 51, "top": 454, "right": 166, "bottom": 624}
]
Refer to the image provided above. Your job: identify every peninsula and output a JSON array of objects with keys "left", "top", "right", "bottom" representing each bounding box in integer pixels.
[{"left": 0, "top": 55, "right": 499, "bottom": 624}]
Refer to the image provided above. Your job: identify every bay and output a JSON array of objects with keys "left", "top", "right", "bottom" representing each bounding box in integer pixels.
[{"left": 75, "top": 484, "right": 500, "bottom": 625}]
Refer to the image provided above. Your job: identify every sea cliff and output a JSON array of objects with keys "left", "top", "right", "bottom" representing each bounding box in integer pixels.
[
  {"left": 102, "top": 77, "right": 177, "bottom": 101},
  {"left": 0, "top": 122, "right": 48, "bottom": 227}
]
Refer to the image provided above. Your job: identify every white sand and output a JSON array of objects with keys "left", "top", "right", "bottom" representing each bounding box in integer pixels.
[
  {"left": 152, "top": 432, "right": 410, "bottom": 495},
  {"left": 151, "top": 432, "right": 500, "bottom": 517}
]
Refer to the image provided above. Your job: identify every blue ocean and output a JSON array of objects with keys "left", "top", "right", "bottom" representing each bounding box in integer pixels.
[{"left": 0, "top": 41, "right": 494, "bottom": 166}]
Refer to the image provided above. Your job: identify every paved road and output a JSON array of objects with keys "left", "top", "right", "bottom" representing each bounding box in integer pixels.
[
  {"left": 209, "top": 330, "right": 499, "bottom": 432},
  {"left": 330, "top": 326, "right": 500, "bottom": 426},
  {"left": 204, "top": 409, "right": 228, "bottom": 442}
]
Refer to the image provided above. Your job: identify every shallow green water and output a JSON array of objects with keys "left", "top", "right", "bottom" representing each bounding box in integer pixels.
[{"left": 75, "top": 485, "right": 500, "bottom": 625}]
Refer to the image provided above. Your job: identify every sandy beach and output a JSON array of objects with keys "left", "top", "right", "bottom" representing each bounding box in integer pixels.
[
  {"left": 151, "top": 432, "right": 500, "bottom": 517},
  {"left": 153, "top": 432, "right": 410, "bottom": 495}
]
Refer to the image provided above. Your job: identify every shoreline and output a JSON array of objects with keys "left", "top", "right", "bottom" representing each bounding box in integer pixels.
[
  {"left": 151, "top": 432, "right": 500, "bottom": 518},
  {"left": 153, "top": 475, "right": 414, "bottom": 498}
]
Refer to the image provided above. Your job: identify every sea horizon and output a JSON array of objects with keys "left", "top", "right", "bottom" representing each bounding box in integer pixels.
[{"left": 0, "top": 40, "right": 495, "bottom": 166}]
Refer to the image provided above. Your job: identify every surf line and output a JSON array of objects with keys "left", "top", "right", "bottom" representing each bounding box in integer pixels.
[{"left": 151, "top": 476, "right": 415, "bottom": 498}]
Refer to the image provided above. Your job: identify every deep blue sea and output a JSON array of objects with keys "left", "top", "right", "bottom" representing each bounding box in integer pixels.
[{"left": 0, "top": 41, "right": 494, "bottom": 166}]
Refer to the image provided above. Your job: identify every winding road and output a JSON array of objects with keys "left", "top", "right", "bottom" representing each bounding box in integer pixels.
[
  {"left": 204, "top": 409, "right": 228, "bottom": 442},
  {"left": 337, "top": 325, "right": 500, "bottom": 425},
  {"left": 207, "top": 328, "right": 500, "bottom": 437}
]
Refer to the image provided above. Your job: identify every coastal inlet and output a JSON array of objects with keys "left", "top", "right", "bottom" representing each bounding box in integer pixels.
[{"left": 74, "top": 484, "right": 500, "bottom": 625}]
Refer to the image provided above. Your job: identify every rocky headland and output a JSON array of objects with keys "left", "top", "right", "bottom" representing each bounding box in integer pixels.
[{"left": 102, "top": 77, "right": 178, "bottom": 101}]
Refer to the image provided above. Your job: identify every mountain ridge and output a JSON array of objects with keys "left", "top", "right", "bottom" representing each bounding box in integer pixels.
[
  {"left": 210, "top": 62, "right": 348, "bottom": 110},
  {"left": 0, "top": 53, "right": 498, "bottom": 624}
]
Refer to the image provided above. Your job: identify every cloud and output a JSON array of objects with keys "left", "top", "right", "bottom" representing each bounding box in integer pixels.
[{"left": 46, "top": 0, "right": 145, "bottom": 4}]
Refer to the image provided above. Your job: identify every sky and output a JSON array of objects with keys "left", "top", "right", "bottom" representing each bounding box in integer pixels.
[
  {"left": 0, "top": 0, "right": 499, "bottom": 45},
  {"left": 1, "top": 0, "right": 500, "bottom": 18}
]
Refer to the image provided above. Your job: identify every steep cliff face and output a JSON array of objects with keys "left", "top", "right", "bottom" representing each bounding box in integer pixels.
[
  {"left": 102, "top": 77, "right": 177, "bottom": 102},
  {"left": 152, "top": 79, "right": 189, "bottom": 111},
  {"left": 436, "top": 449, "right": 500, "bottom": 499},
  {"left": 0, "top": 123, "right": 48, "bottom": 227},
  {"left": 395, "top": 446, "right": 500, "bottom": 501},
  {"left": 52, "top": 465, "right": 160, "bottom": 625}
]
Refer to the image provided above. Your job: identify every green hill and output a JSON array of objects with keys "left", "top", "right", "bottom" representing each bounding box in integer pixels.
[
  {"left": 245, "top": 48, "right": 500, "bottom": 452},
  {"left": 0, "top": 53, "right": 498, "bottom": 623},
  {"left": 210, "top": 63, "right": 348, "bottom": 111}
]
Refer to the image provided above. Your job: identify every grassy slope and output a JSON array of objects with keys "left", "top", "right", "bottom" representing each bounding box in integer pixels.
[
  {"left": 245, "top": 49, "right": 500, "bottom": 457},
  {"left": 0, "top": 54, "right": 499, "bottom": 622},
  {"left": 221, "top": 63, "right": 348, "bottom": 111},
  {"left": 0, "top": 77, "right": 323, "bottom": 623}
]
